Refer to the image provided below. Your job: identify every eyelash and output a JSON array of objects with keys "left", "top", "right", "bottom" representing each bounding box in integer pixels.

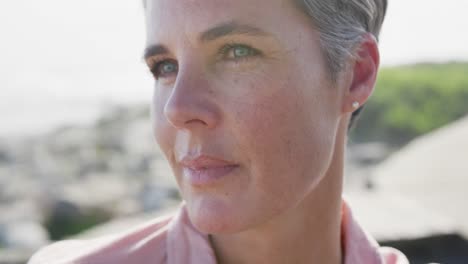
[
  {"left": 219, "top": 43, "right": 261, "bottom": 61},
  {"left": 148, "top": 43, "right": 261, "bottom": 80},
  {"left": 149, "top": 59, "right": 177, "bottom": 80}
]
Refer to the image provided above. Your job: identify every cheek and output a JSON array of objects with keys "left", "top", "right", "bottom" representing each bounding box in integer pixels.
[{"left": 230, "top": 73, "right": 339, "bottom": 205}]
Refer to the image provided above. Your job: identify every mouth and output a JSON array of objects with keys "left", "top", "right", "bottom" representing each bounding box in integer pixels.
[{"left": 179, "top": 155, "right": 239, "bottom": 186}]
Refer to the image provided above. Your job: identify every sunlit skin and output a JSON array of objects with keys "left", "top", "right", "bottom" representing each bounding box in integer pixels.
[{"left": 144, "top": 0, "right": 379, "bottom": 263}]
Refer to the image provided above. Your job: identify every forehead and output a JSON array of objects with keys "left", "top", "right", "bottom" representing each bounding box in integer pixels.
[
  {"left": 146, "top": 0, "right": 285, "bottom": 19},
  {"left": 144, "top": 0, "right": 307, "bottom": 44}
]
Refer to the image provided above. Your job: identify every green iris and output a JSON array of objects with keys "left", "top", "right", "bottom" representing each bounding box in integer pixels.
[
  {"left": 161, "top": 62, "right": 177, "bottom": 74},
  {"left": 233, "top": 46, "right": 252, "bottom": 58}
]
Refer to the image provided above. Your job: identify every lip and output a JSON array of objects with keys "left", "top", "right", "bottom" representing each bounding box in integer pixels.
[{"left": 180, "top": 155, "right": 239, "bottom": 186}]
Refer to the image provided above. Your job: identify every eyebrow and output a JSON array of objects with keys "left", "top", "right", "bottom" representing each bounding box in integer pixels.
[
  {"left": 143, "top": 44, "right": 169, "bottom": 61},
  {"left": 199, "top": 21, "right": 269, "bottom": 42},
  {"left": 143, "top": 21, "right": 270, "bottom": 60}
]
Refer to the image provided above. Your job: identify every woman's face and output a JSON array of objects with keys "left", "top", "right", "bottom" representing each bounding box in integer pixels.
[{"left": 145, "top": 0, "right": 344, "bottom": 233}]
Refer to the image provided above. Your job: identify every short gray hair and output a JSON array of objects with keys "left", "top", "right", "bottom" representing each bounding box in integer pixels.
[
  {"left": 294, "top": 0, "right": 387, "bottom": 78},
  {"left": 294, "top": 0, "right": 387, "bottom": 130}
]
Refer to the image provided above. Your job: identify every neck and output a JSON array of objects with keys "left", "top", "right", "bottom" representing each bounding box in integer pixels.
[{"left": 210, "top": 119, "right": 348, "bottom": 264}]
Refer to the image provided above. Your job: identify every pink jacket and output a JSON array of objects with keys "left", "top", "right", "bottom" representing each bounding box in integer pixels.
[{"left": 29, "top": 200, "right": 408, "bottom": 264}]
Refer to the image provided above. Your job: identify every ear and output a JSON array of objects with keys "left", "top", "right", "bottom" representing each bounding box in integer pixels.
[{"left": 342, "top": 33, "right": 380, "bottom": 113}]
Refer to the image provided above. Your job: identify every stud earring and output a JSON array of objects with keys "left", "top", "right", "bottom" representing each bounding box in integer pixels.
[{"left": 352, "top": 101, "right": 360, "bottom": 109}]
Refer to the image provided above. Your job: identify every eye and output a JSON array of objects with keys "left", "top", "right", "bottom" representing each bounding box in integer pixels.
[
  {"left": 150, "top": 59, "right": 178, "bottom": 80},
  {"left": 222, "top": 44, "right": 260, "bottom": 60}
]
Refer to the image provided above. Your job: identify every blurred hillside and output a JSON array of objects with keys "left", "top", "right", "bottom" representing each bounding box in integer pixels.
[{"left": 350, "top": 62, "right": 468, "bottom": 146}]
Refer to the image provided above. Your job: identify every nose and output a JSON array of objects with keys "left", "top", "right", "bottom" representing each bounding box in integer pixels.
[{"left": 163, "top": 67, "right": 220, "bottom": 130}]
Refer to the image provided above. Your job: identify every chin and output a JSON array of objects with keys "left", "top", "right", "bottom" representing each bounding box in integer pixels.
[{"left": 186, "top": 195, "right": 251, "bottom": 234}]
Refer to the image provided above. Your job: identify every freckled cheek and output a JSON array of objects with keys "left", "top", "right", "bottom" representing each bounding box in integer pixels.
[
  {"left": 232, "top": 97, "right": 309, "bottom": 208},
  {"left": 230, "top": 81, "right": 301, "bottom": 168},
  {"left": 228, "top": 76, "right": 332, "bottom": 195}
]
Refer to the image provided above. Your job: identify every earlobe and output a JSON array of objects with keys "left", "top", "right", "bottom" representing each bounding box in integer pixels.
[
  {"left": 342, "top": 33, "right": 380, "bottom": 113},
  {"left": 352, "top": 101, "right": 360, "bottom": 110}
]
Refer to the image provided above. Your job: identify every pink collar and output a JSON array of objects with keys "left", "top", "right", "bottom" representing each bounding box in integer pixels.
[{"left": 165, "top": 199, "right": 407, "bottom": 264}]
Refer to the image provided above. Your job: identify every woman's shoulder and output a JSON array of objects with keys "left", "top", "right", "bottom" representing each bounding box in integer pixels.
[{"left": 28, "top": 213, "right": 175, "bottom": 264}]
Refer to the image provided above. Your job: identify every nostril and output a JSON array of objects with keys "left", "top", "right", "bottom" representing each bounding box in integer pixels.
[
  {"left": 185, "top": 119, "right": 208, "bottom": 126},
  {"left": 163, "top": 96, "right": 211, "bottom": 129},
  {"left": 163, "top": 98, "right": 220, "bottom": 130},
  {"left": 165, "top": 108, "right": 211, "bottom": 129}
]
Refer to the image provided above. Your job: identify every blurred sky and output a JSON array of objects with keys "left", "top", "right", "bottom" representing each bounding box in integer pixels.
[{"left": 1, "top": 0, "right": 468, "bottom": 137}]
